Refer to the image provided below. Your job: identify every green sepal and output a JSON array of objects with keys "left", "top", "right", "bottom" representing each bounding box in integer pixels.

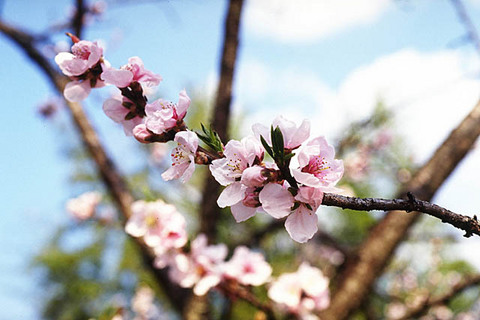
[
  {"left": 260, "top": 135, "right": 274, "bottom": 159},
  {"left": 197, "top": 123, "right": 224, "bottom": 153}
]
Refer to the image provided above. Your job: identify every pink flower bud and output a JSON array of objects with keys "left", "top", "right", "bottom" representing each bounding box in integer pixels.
[{"left": 133, "top": 124, "right": 153, "bottom": 143}]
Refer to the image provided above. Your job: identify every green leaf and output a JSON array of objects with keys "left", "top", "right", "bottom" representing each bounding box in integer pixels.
[
  {"left": 260, "top": 135, "right": 274, "bottom": 159},
  {"left": 196, "top": 123, "right": 224, "bottom": 153}
]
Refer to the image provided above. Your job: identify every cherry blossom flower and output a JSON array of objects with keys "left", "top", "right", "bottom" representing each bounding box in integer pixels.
[
  {"left": 222, "top": 246, "right": 272, "bottom": 286},
  {"left": 103, "top": 96, "right": 144, "bottom": 135},
  {"left": 268, "top": 262, "right": 330, "bottom": 317},
  {"left": 131, "top": 286, "right": 160, "bottom": 320},
  {"left": 161, "top": 130, "right": 199, "bottom": 183},
  {"left": 292, "top": 136, "right": 344, "bottom": 192},
  {"left": 66, "top": 191, "right": 102, "bottom": 220},
  {"left": 55, "top": 40, "right": 103, "bottom": 76},
  {"left": 210, "top": 137, "right": 265, "bottom": 222},
  {"left": 145, "top": 90, "right": 191, "bottom": 134},
  {"left": 168, "top": 234, "right": 227, "bottom": 296},
  {"left": 252, "top": 115, "right": 310, "bottom": 150},
  {"left": 55, "top": 40, "right": 107, "bottom": 101},
  {"left": 125, "top": 200, "right": 187, "bottom": 251},
  {"left": 258, "top": 184, "right": 323, "bottom": 243},
  {"left": 101, "top": 56, "right": 162, "bottom": 88}
]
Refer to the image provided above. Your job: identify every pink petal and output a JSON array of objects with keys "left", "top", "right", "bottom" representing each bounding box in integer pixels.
[
  {"left": 259, "top": 183, "right": 294, "bottom": 219},
  {"left": 292, "top": 169, "right": 322, "bottom": 188},
  {"left": 217, "top": 183, "right": 245, "bottom": 208},
  {"left": 63, "top": 81, "right": 91, "bottom": 102},
  {"left": 230, "top": 202, "right": 258, "bottom": 222},
  {"left": 176, "top": 89, "right": 191, "bottom": 119},
  {"left": 285, "top": 206, "right": 318, "bottom": 243},
  {"left": 101, "top": 68, "right": 133, "bottom": 88},
  {"left": 194, "top": 275, "right": 221, "bottom": 296},
  {"left": 103, "top": 97, "right": 128, "bottom": 122}
]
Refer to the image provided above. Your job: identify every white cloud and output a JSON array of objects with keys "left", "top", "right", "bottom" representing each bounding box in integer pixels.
[{"left": 244, "top": 0, "right": 391, "bottom": 43}]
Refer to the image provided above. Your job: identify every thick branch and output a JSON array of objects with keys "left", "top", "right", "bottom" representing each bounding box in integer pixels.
[
  {"left": 320, "top": 98, "right": 480, "bottom": 320},
  {"left": 322, "top": 193, "right": 480, "bottom": 238},
  {"left": 396, "top": 274, "right": 480, "bottom": 320}
]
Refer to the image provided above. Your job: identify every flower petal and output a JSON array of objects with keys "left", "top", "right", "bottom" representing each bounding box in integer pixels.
[
  {"left": 63, "top": 80, "right": 91, "bottom": 102},
  {"left": 217, "top": 182, "right": 245, "bottom": 208},
  {"left": 230, "top": 202, "right": 258, "bottom": 222},
  {"left": 285, "top": 206, "right": 318, "bottom": 243},
  {"left": 259, "top": 183, "right": 294, "bottom": 219}
]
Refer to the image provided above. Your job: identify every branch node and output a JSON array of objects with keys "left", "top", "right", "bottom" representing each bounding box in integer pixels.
[{"left": 406, "top": 191, "right": 417, "bottom": 212}]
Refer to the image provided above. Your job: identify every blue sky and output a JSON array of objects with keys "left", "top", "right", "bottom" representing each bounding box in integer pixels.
[{"left": 2, "top": 0, "right": 480, "bottom": 318}]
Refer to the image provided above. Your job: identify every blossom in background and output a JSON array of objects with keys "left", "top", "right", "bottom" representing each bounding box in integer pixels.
[
  {"left": 103, "top": 95, "right": 143, "bottom": 135},
  {"left": 252, "top": 115, "right": 310, "bottom": 150},
  {"left": 162, "top": 130, "right": 199, "bottom": 183},
  {"left": 210, "top": 136, "right": 265, "bottom": 222},
  {"left": 222, "top": 246, "right": 272, "bottom": 286},
  {"left": 150, "top": 143, "right": 169, "bottom": 164},
  {"left": 101, "top": 56, "right": 162, "bottom": 88},
  {"left": 145, "top": 90, "right": 191, "bottom": 134},
  {"left": 66, "top": 191, "right": 102, "bottom": 220},
  {"left": 268, "top": 262, "right": 330, "bottom": 317},
  {"left": 54, "top": 40, "right": 107, "bottom": 101},
  {"left": 131, "top": 286, "right": 160, "bottom": 320},
  {"left": 168, "top": 234, "right": 227, "bottom": 296},
  {"left": 292, "top": 136, "right": 344, "bottom": 192},
  {"left": 125, "top": 200, "right": 187, "bottom": 251}
]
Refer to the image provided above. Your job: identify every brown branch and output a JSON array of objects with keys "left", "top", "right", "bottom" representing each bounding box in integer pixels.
[
  {"left": 0, "top": 18, "right": 190, "bottom": 312},
  {"left": 395, "top": 274, "right": 480, "bottom": 320},
  {"left": 320, "top": 98, "right": 480, "bottom": 320},
  {"left": 322, "top": 192, "right": 480, "bottom": 238},
  {"left": 199, "top": 0, "right": 244, "bottom": 242},
  {"left": 72, "top": 0, "right": 87, "bottom": 39}
]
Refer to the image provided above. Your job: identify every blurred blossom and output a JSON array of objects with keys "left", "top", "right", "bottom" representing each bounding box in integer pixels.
[
  {"left": 222, "top": 246, "right": 272, "bottom": 286},
  {"left": 430, "top": 306, "right": 453, "bottom": 320},
  {"left": 317, "top": 245, "right": 344, "bottom": 266},
  {"left": 397, "top": 168, "right": 412, "bottom": 183},
  {"left": 168, "top": 234, "right": 227, "bottom": 296},
  {"left": 66, "top": 191, "right": 101, "bottom": 220},
  {"left": 344, "top": 151, "right": 370, "bottom": 182},
  {"left": 132, "top": 286, "right": 159, "bottom": 320},
  {"left": 150, "top": 143, "right": 169, "bottom": 164},
  {"left": 385, "top": 302, "right": 407, "bottom": 319},
  {"left": 373, "top": 129, "right": 393, "bottom": 149},
  {"left": 268, "top": 262, "right": 330, "bottom": 317}
]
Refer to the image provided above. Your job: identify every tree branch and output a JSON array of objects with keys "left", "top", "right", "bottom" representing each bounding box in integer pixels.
[
  {"left": 322, "top": 192, "right": 480, "bottom": 238},
  {"left": 0, "top": 18, "right": 190, "bottom": 313},
  {"left": 395, "top": 274, "right": 480, "bottom": 320},
  {"left": 320, "top": 98, "right": 480, "bottom": 320},
  {"left": 199, "top": 0, "right": 244, "bottom": 242}
]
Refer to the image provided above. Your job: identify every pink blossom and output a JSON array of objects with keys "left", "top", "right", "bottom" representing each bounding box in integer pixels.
[
  {"left": 55, "top": 40, "right": 107, "bottom": 102},
  {"left": 162, "top": 130, "right": 199, "bottom": 183},
  {"left": 103, "top": 96, "right": 143, "bottom": 135},
  {"left": 55, "top": 40, "right": 103, "bottom": 77},
  {"left": 145, "top": 90, "right": 191, "bottom": 134},
  {"left": 259, "top": 185, "right": 324, "bottom": 243},
  {"left": 240, "top": 165, "right": 267, "bottom": 188},
  {"left": 222, "top": 246, "right": 272, "bottom": 286},
  {"left": 211, "top": 137, "right": 265, "bottom": 222},
  {"left": 210, "top": 136, "right": 264, "bottom": 186},
  {"left": 168, "top": 234, "right": 227, "bottom": 296},
  {"left": 268, "top": 262, "right": 330, "bottom": 316},
  {"left": 292, "top": 136, "right": 344, "bottom": 192},
  {"left": 131, "top": 286, "right": 159, "bottom": 320},
  {"left": 66, "top": 191, "right": 101, "bottom": 220},
  {"left": 125, "top": 200, "right": 187, "bottom": 250},
  {"left": 101, "top": 56, "right": 162, "bottom": 88},
  {"left": 133, "top": 124, "right": 153, "bottom": 143},
  {"left": 252, "top": 115, "right": 310, "bottom": 149}
]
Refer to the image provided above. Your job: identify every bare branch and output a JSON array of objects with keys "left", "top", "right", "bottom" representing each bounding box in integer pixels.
[
  {"left": 320, "top": 98, "right": 480, "bottom": 320},
  {"left": 450, "top": 0, "right": 480, "bottom": 55},
  {"left": 395, "top": 274, "right": 480, "bottom": 320},
  {"left": 322, "top": 192, "right": 480, "bottom": 238}
]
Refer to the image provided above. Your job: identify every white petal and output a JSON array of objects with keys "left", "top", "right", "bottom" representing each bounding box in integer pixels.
[
  {"left": 285, "top": 206, "right": 318, "bottom": 243},
  {"left": 64, "top": 81, "right": 91, "bottom": 102},
  {"left": 230, "top": 202, "right": 258, "bottom": 222},
  {"left": 217, "top": 183, "right": 245, "bottom": 208},
  {"left": 194, "top": 275, "right": 221, "bottom": 296},
  {"left": 259, "top": 183, "right": 294, "bottom": 219},
  {"left": 292, "top": 169, "right": 322, "bottom": 188}
]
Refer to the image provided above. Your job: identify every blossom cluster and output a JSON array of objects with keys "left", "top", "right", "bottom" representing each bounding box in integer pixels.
[{"left": 55, "top": 37, "right": 344, "bottom": 243}]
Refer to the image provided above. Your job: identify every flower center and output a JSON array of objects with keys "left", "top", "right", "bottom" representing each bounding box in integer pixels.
[
  {"left": 171, "top": 145, "right": 190, "bottom": 166},
  {"left": 303, "top": 155, "right": 330, "bottom": 177},
  {"left": 145, "top": 214, "right": 158, "bottom": 227}
]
